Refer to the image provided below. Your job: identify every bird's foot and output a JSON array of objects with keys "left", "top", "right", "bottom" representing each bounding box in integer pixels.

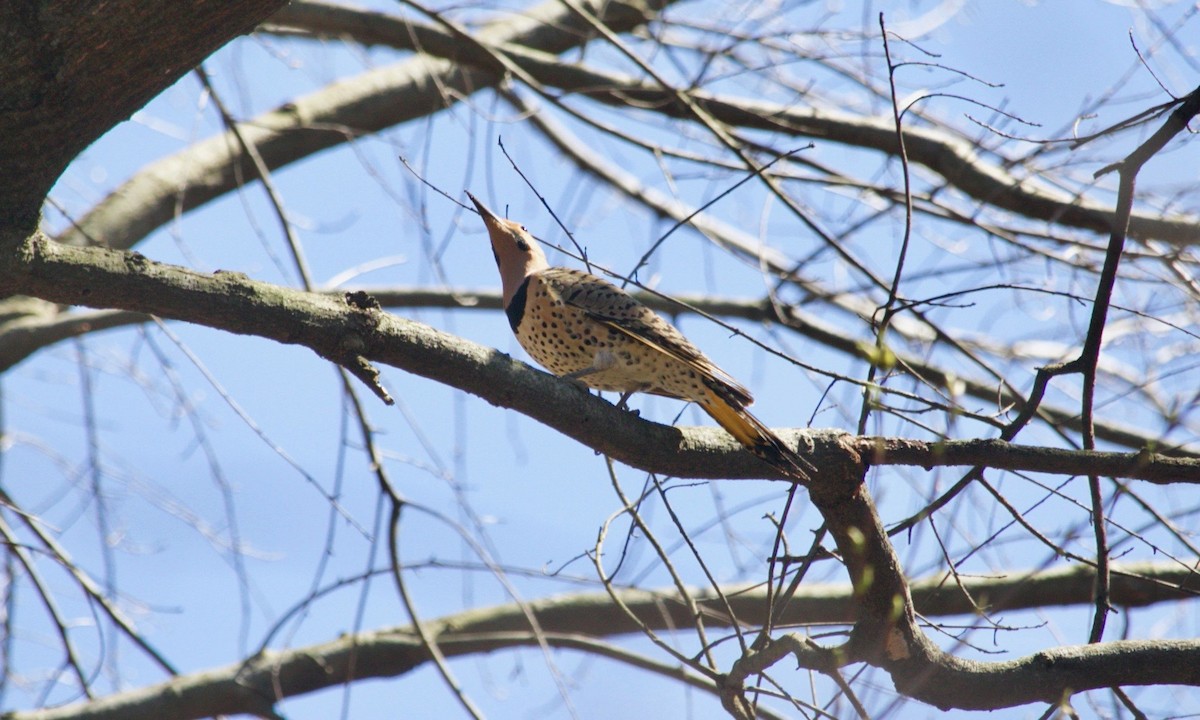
[{"left": 614, "top": 390, "right": 639, "bottom": 416}]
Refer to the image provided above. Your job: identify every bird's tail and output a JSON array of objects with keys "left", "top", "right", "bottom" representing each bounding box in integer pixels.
[{"left": 699, "top": 390, "right": 815, "bottom": 482}]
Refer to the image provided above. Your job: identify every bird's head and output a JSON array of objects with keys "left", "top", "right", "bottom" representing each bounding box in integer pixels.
[{"left": 467, "top": 192, "right": 549, "bottom": 304}]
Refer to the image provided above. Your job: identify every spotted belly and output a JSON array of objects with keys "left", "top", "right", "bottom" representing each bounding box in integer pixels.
[{"left": 511, "top": 278, "right": 710, "bottom": 401}]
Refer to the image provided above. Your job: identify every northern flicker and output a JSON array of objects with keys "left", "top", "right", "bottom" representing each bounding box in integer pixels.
[{"left": 467, "top": 192, "right": 814, "bottom": 482}]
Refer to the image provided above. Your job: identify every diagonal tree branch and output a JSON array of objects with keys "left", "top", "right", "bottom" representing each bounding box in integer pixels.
[{"left": 4, "top": 233, "right": 1199, "bottom": 485}]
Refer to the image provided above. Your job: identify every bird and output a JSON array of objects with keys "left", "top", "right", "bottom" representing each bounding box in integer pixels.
[{"left": 466, "top": 192, "right": 815, "bottom": 483}]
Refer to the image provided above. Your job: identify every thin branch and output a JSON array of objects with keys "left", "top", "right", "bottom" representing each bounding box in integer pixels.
[{"left": 265, "top": 2, "right": 1200, "bottom": 244}]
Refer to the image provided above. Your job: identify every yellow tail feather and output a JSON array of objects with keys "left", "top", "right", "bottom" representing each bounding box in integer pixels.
[{"left": 699, "top": 394, "right": 815, "bottom": 482}]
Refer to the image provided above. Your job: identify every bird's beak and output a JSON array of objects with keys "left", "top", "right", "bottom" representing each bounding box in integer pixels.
[{"left": 466, "top": 192, "right": 499, "bottom": 223}]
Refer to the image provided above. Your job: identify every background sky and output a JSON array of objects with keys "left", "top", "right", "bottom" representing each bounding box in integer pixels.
[{"left": 7, "top": 0, "right": 1200, "bottom": 718}]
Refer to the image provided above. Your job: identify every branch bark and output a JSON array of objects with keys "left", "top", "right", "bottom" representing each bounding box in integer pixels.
[
  {"left": 0, "top": 0, "right": 287, "bottom": 226},
  {"left": 5, "top": 234, "right": 1200, "bottom": 485},
  {"left": 776, "top": 633, "right": 1200, "bottom": 712},
  {"left": 5, "top": 561, "right": 1193, "bottom": 720}
]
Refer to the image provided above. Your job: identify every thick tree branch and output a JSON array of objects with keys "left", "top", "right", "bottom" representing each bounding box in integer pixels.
[
  {"left": 5, "top": 561, "right": 1193, "bottom": 720},
  {"left": 4, "top": 234, "right": 1199, "bottom": 485},
  {"left": 776, "top": 633, "right": 1200, "bottom": 711},
  {"left": 855, "top": 436, "right": 1197, "bottom": 485},
  {"left": 2, "top": 232, "right": 843, "bottom": 481},
  {"left": 0, "top": 0, "right": 287, "bottom": 226}
]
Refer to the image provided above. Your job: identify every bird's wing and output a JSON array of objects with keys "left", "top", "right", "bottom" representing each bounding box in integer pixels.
[
  {"left": 594, "top": 316, "right": 756, "bottom": 406},
  {"left": 544, "top": 268, "right": 755, "bottom": 406}
]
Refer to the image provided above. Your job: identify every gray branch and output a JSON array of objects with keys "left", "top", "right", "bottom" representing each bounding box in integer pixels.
[
  {"left": 5, "top": 561, "right": 1194, "bottom": 720},
  {"left": 4, "top": 234, "right": 1199, "bottom": 485}
]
